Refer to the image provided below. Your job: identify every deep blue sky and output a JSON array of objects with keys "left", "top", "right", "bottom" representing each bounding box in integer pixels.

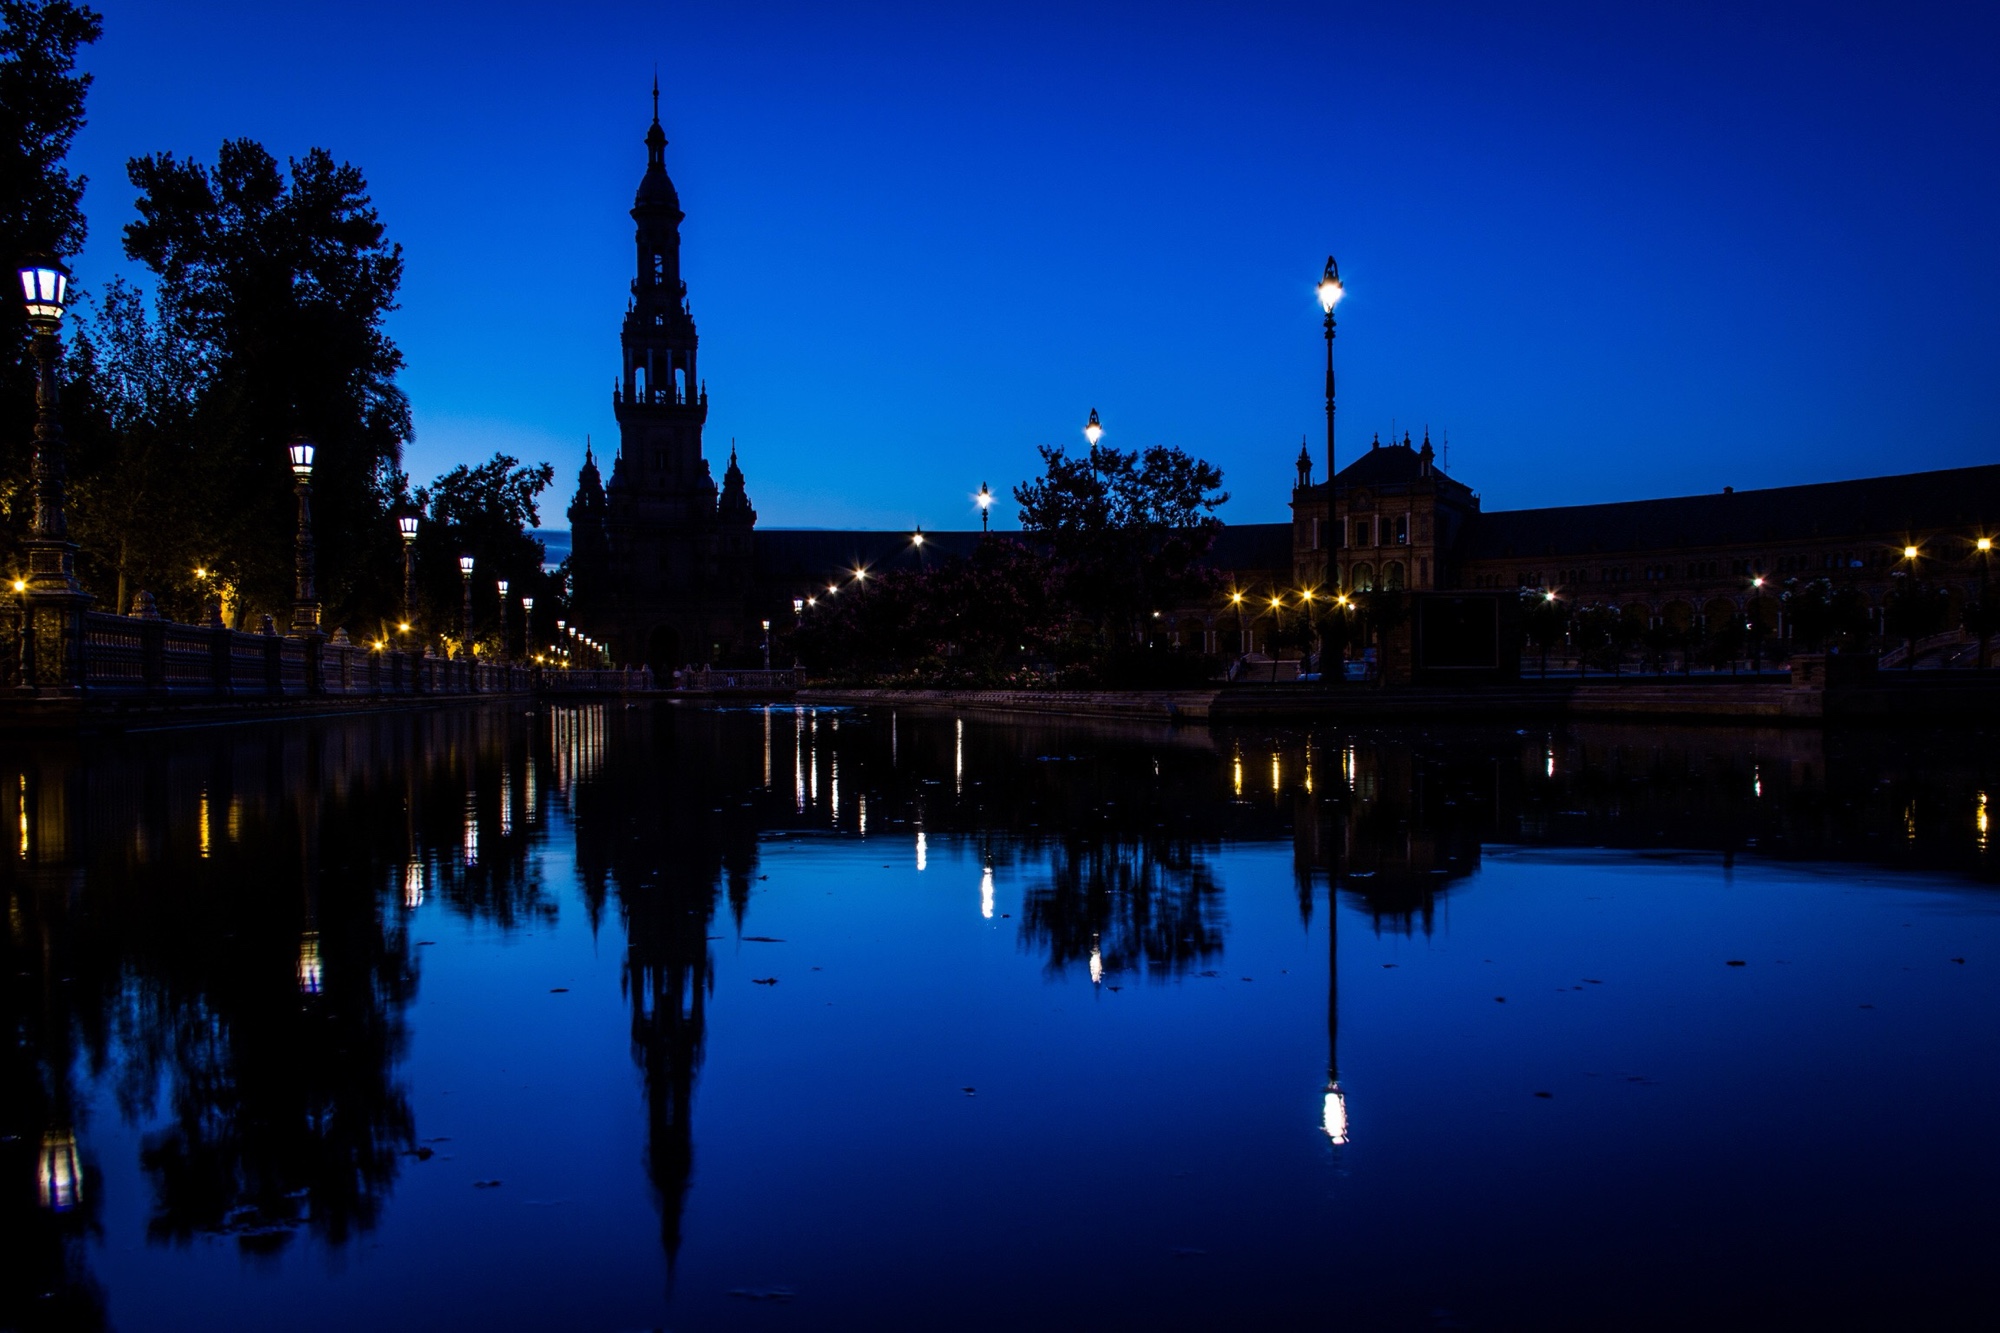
[{"left": 66, "top": 1, "right": 2000, "bottom": 531}]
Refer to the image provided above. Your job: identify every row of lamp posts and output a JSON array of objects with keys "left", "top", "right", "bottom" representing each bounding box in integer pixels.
[{"left": 9, "top": 252, "right": 562, "bottom": 685}]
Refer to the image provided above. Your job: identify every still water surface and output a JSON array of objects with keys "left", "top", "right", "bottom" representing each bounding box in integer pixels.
[{"left": 6, "top": 704, "right": 1999, "bottom": 1330}]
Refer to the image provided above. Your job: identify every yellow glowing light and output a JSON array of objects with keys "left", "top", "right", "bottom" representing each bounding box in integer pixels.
[
  {"left": 10, "top": 580, "right": 22, "bottom": 593},
  {"left": 1230, "top": 592, "right": 1244, "bottom": 604},
  {"left": 398, "top": 621, "right": 410, "bottom": 631},
  {"left": 1270, "top": 597, "right": 1282, "bottom": 609},
  {"left": 912, "top": 532, "right": 924, "bottom": 546},
  {"left": 1983, "top": 538, "right": 1995, "bottom": 552},
  {"left": 194, "top": 567, "right": 207, "bottom": 579},
  {"left": 1301, "top": 589, "right": 1314, "bottom": 602},
  {"left": 827, "top": 584, "right": 839, "bottom": 594},
  {"left": 854, "top": 569, "right": 867, "bottom": 581},
  {"left": 1904, "top": 545, "right": 1919, "bottom": 559}
]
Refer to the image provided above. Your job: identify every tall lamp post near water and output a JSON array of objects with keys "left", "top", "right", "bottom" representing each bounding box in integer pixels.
[
  {"left": 394, "top": 504, "right": 420, "bottom": 632},
  {"left": 457, "top": 554, "right": 474, "bottom": 656},
  {"left": 1316, "top": 257, "right": 1344, "bottom": 485},
  {"left": 287, "top": 438, "right": 321, "bottom": 634},
  {"left": 496, "top": 579, "right": 509, "bottom": 661},
  {"left": 977, "top": 482, "right": 992, "bottom": 534},
  {"left": 16, "top": 256, "right": 90, "bottom": 691}
]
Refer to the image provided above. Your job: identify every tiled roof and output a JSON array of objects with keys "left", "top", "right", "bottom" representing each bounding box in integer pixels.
[{"left": 1463, "top": 463, "right": 2000, "bottom": 560}]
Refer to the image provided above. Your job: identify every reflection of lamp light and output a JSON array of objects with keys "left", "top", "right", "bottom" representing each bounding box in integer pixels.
[
  {"left": 37, "top": 1130, "right": 80, "bottom": 1211},
  {"left": 404, "top": 859, "right": 424, "bottom": 909},
  {"left": 916, "top": 830, "right": 927, "bottom": 872},
  {"left": 298, "top": 931, "right": 323, "bottom": 995},
  {"left": 1321, "top": 1082, "right": 1349, "bottom": 1145},
  {"left": 980, "top": 864, "right": 995, "bottom": 919},
  {"left": 1089, "top": 943, "right": 1104, "bottom": 986}
]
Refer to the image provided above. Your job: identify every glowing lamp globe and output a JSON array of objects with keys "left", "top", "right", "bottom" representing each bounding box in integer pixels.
[
  {"left": 395, "top": 505, "right": 420, "bottom": 542},
  {"left": 18, "top": 257, "right": 69, "bottom": 330},
  {"left": 1083, "top": 408, "right": 1103, "bottom": 447},
  {"left": 977, "top": 482, "right": 993, "bottom": 510},
  {"left": 497, "top": 579, "right": 509, "bottom": 596},
  {"left": 1316, "top": 256, "right": 1344, "bottom": 313},
  {"left": 459, "top": 554, "right": 475, "bottom": 576},
  {"left": 287, "top": 437, "right": 316, "bottom": 478}
]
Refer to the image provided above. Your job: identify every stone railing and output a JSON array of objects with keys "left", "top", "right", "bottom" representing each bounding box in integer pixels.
[
  {"left": 673, "top": 666, "right": 802, "bottom": 692},
  {"left": 5, "top": 609, "right": 653, "bottom": 704}
]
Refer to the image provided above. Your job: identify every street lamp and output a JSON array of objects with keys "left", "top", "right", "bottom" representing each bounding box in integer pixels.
[
  {"left": 977, "top": 482, "right": 993, "bottom": 533},
  {"left": 1084, "top": 408, "right": 1103, "bottom": 448},
  {"left": 15, "top": 256, "right": 86, "bottom": 689},
  {"left": 762, "top": 618, "right": 772, "bottom": 670},
  {"left": 458, "top": 554, "right": 474, "bottom": 656},
  {"left": 496, "top": 579, "right": 510, "bottom": 661},
  {"left": 393, "top": 502, "right": 420, "bottom": 631},
  {"left": 1316, "top": 255, "right": 1344, "bottom": 485},
  {"left": 287, "top": 437, "right": 321, "bottom": 634}
]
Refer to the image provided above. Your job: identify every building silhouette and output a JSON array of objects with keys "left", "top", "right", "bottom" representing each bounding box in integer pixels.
[{"left": 567, "top": 96, "right": 2000, "bottom": 672}]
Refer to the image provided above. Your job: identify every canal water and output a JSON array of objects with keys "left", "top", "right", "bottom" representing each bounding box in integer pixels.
[{"left": 5, "top": 704, "right": 1997, "bottom": 1330}]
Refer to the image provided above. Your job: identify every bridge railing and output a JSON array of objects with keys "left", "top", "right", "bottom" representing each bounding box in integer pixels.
[{"left": 674, "top": 666, "right": 801, "bottom": 692}]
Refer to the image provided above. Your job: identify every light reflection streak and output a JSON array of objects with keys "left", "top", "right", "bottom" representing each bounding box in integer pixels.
[
  {"left": 404, "top": 859, "right": 425, "bottom": 910},
  {"left": 916, "top": 830, "right": 927, "bottom": 871},
  {"left": 980, "top": 864, "right": 995, "bottom": 919},
  {"left": 955, "top": 718, "right": 964, "bottom": 797},
  {"left": 1322, "top": 1084, "right": 1349, "bottom": 1145},
  {"left": 297, "top": 931, "right": 323, "bottom": 995},
  {"left": 37, "top": 1131, "right": 80, "bottom": 1211}
]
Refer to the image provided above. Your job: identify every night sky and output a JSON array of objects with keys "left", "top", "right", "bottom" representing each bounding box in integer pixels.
[{"left": 65, "top": 1, "right": 2000, "bottom": 531}]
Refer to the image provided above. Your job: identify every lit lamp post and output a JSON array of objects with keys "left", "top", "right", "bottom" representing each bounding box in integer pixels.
[
  {"left": 458, "top": 554, "right": 474, "bottom": 656},
  {"left": 1979, "top": 538, "right": 1993, "bottom": 669},
  {"left": 556, "top": 618, "right": 567, "bottom": 667},
  {"left": 394, "top": 503, "right": 420, "bottom": 632},
  {"left": 496, "top": 579, "right": 509, "bottom": 661},
  {"left": 521, "top": 595, "right": 534, "bottom": 663},
  {"left": 1230, "top": 591, "right": 1247, "bottom": 658},
  {"left": 1317, "top": 256, "right": 1344, "bottom": 484},
  {"left": 287, "top": 438, "right": 321, "bottom": 634},
  {"left": 15, "top": 256, "right": 90, "bottom": 691},
  {"left": 977, "top": 482, "right": 992, "bottom": 534},
  {"left": 762, "top": 618, "right": 772, "bottom": 670},
  {"left": 1084, "top": 408, "right": 1103, "bottom": 448},
  {"left": 912, "top": 525, "right": 926, "bottom": 571}
]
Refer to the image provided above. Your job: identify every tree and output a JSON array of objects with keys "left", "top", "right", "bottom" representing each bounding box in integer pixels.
[
  {"left": 0, "top": 0, "right": 101, "bottom": 570},
  {"left": 413, "top": 454, "right": 554, "bottom": 653},
  {"left": 121, "top": 139, "right": 409, "bottom": 628},
  {"left": 1012, "top": 440, "right": 1227, "bottom": 662}
]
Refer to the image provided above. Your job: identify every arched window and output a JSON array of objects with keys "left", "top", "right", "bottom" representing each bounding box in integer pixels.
[
  {"left": 1384, "top": 561, "right": 1406, "bottom": 590},
  {"left": 1352, "top": 563, "right": 1375, "bottom": 592}
]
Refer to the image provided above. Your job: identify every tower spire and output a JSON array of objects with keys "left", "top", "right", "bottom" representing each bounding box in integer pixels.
[{"left": 652, "top": 68, "right": 660, "bottom": 125}]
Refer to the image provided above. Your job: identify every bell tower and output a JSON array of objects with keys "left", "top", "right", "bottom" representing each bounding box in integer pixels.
[{"left": 613, "top": 78, "right": 709, "bottom": 497}]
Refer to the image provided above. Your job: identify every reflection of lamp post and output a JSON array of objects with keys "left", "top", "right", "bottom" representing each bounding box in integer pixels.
[
  {"left": 1316, "top": 256, "right": 1345, "bottom": 485},
  {"left": 288, "top": 438, "right": 321, "bottom": 634},
  {"left": 977, "top": 482, "right": 992, "bottom": 534},
  {"left": 458, "top": 554, "right": 474, "bottom": 656},
  {"left": 16, "top": 256, "right": 91, "bottom": 691}
]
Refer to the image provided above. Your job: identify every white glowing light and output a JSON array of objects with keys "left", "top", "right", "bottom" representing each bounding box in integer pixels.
[
  {"left": 1322, "top": 1084, "right": 1350, "bottom": 1144},
  {"left": 980, "top": 864, "right": 995, "bottom": 919},
  {"left": 916, "top": 830, "right": 928, "bottom": 872},
  {"left": 1089, "top": 945, "right": 1104, "bottom": 986}
]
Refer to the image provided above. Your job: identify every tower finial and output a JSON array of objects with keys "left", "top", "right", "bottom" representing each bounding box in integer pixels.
[{"left": 652, "top": 67, "right": 660, "bottom": 124}]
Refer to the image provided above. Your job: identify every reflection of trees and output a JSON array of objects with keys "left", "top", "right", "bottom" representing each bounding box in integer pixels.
[
  {"left": 1019, "top": 835, "right": 1225, "bottom": 979},
  {"left": 0, "top": 705, "right": 553, "bottom": 1306}
]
